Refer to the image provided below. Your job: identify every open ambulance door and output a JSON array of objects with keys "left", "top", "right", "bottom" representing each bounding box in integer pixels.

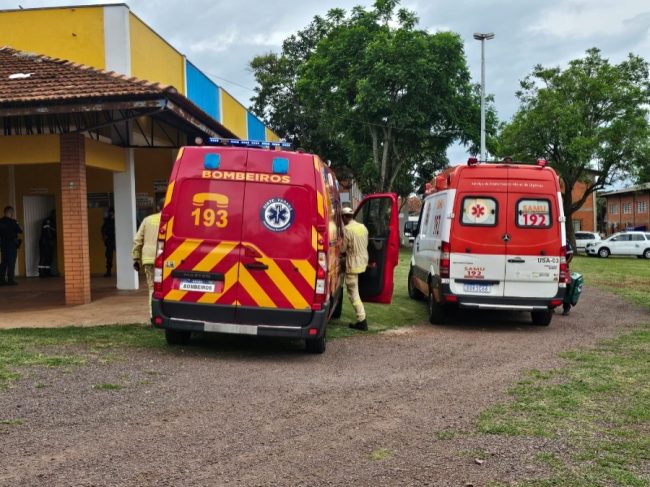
[{"left": 355, "top": 193, "right": 399, "bottom": 304}]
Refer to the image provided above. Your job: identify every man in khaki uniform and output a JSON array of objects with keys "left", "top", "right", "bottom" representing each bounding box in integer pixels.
[
  {"left": 132, "top": 200, "right": 162, "bottom": 316},
  {"left": 341, "top": 206, "right": 369, "bottom": 331}
]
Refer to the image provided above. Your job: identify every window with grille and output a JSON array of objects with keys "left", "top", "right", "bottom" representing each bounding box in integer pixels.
[
  {"left": 637, "top": 201, "right": 647, "bottom": 213},
  {"left": 622, "top": 202, "right": 632, "bottom": 214}
]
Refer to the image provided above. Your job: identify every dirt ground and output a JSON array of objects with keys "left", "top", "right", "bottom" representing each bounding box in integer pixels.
[{"left": 0, "top": 286, "right": 648, "bottom": 487}]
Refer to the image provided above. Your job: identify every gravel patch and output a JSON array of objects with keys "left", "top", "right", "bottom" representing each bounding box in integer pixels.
[{"left": 0, "top": 286, "right": 647, "bottom": 486}]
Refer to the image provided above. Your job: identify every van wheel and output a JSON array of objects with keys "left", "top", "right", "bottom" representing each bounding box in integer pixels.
[
  {"left": 330, "top": 290, "right": 343, "bottom": 319},
  {"left": 598, "top": 247, "right": 610, "bottom": 258},
  {"left": 644, "top": 249, "right": 650, "bottom": 259},
  {"left": 165, "top": 329, "right": 191, "bottom": 346},
  {"left": 531, "top": 310, "right": 553, "bottom": 326},
  {"left": 427, "top": 287, "right": 446, "bottom": 324},
  {"left": 408, "top": 267, "right": 424, "bottom": 300},
  {"left": 306, "top": 332, "right": 326, "bottom": 354}
]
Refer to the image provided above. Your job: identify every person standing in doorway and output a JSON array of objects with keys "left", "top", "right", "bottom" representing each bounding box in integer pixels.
[
  {"left": 132, "top": 199, "right": 162, "bottom": 317},
  {"left": 341, "top": 206, "right": 369, "bottom": 331},
  {"left": 101, "top": 208, "right": 115, "bottom": 277},
  {"left": 0, "top": 206, "right": 23, "bottom": 286},
  {"left": 38, "top": 209, "right": 56, "bottom": 277}
]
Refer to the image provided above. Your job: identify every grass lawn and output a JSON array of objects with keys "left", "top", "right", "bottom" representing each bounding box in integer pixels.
[
  {"left": 479, "top": 255, "right": 650, "bottom": 486},
  {"left": 0, "top": 248, "right": 421, "bottom": 387}
]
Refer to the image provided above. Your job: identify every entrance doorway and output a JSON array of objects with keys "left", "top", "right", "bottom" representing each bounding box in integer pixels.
[{"left": 23, "top": 195, "right": 56, "bottom": 277}]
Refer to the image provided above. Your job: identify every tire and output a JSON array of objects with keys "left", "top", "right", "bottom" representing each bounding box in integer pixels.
[
  {"left": 165, "top": 329, "right": 191, "bottom": 346},
  {"left": 598, "top": 247, "right": 610, "bottom": 258},
  {"left": 531, "top": 309, "right": 553, "bottom": 326},
  {"left": 408, "top": 267, "right": 425, "bottom": 300},
  {"left": 330, "top": 289, "right": 343, "bottom": 319},
  {"left": 427, "top": 286, "right": 446, "bottom": 324},
  {"left": 644, "top": 249, "right": 650, "bottom": 259},
  {"left": 306, "top": 331, "right": 326, "bottom": 354}
]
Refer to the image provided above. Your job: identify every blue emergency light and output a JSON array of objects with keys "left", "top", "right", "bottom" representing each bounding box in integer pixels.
[
  {"left": 204, "top": 153, "right": 221, "bottom": 169},
  {"left": 272, "top": 157, "right": 289, "bottom": 174},
  {"left": 206, "top": 137, "right": 291, "bottom": 149}
]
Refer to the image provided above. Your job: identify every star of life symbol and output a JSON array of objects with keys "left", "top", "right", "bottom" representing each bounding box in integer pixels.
[
  {"left": 471, "top": 204, "right": 485, "bottom": 218},
  {"left": 261, "top": 198, "right": 295, "bottom": 232}
]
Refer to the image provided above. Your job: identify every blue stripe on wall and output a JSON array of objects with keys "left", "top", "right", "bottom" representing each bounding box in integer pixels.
[
  {"left": 247, "top": 112, "right": 266, "bottom": 141},
  {"left": 186, "top": 61, "right": 220, "bottom": 122}
]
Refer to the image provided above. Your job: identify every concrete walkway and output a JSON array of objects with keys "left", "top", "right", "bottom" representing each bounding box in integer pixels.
[{"left": 0, "top": 276, "right": 150, "bottom": 328}]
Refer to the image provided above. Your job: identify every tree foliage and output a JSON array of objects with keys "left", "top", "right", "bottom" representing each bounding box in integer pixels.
[
  {"left": 498, "top": 48, "right": 650, "bottom": 243},
  {"left": 250, "top": 0, "right": 493, "bottom": 195}
]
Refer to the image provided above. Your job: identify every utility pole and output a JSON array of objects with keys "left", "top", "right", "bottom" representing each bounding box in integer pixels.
[{"left": 473, "top": 32, "right": 494, "bottom": 162}]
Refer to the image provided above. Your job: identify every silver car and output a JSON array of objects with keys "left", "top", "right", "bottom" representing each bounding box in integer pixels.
[{"left": 586, "top": 231, "right": 650, "bottom": 259}]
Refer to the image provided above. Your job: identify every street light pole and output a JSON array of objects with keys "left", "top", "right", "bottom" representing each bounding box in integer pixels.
[{"left": 473, "top": 32, "right": 494, "bottom": 162}]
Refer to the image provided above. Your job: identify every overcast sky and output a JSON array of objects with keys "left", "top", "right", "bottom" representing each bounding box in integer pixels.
[{"left": 3, "top": 0, "right": 650, "bottom": 163}]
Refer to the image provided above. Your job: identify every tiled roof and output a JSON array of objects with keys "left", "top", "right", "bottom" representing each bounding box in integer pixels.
[{"left": 0, "top": 46, "right": 173, "bottom": 105}]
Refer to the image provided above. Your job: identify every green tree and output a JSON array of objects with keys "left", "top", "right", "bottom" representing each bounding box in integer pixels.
[
  {"left": 499, "top": 48, "right": 650, "bottom": 245},
  {"left": 250, "top": 0, "right": 494, "bottom": 196}
]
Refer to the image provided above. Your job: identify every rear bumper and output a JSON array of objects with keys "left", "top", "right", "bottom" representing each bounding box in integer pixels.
[
  {"left": 441, "top": 283, "right": 566, "bottom": 311},
  {"left": 151, "top": 300, "right": 330, "bottom": 339}
]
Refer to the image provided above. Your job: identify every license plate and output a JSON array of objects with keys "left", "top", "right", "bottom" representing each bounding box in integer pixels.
[
  {"left": 463, "top": 283, "right": 492, "bottom": 293},
  {"left": 179, "top": 279, "right": 220, "bottom": 293}
]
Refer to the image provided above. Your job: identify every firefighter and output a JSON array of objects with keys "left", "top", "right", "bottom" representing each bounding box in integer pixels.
[
  {"left": 132, "top": 199, "right": 162, "bottom": 317},
  {"left": 38, "top": 209, "right": 56, "bottom": 277},
  {"left": 0, "top": 206, "right": 22, "bottom": 286},
  {"left": 101, "top": 208, "right": 116, "bottom": 277},
  {"left": 342, "top": 206, "right": 369, "bottom": 331}
]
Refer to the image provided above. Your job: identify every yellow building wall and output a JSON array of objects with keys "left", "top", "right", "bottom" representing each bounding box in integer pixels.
[
  {"left": 0, "top": 135, "right": 60, "bottom": 165},
  {"left": 220, "top": 89, "right": 248, "bottom": 139},
  {"left": 85, "top": 139, "right": 126, "bottom": 172},
  {"left": 265, "top": 127, "right": 280, "bottom": 142},
  {"left": 0, "top": 7, "right": 105, "bottom": 68},
  {"left": 0, "top": 166, "right": 9, "bottom": 206},
  {"left": 129, "top": 14, "right": 185, "bottom": 93}
]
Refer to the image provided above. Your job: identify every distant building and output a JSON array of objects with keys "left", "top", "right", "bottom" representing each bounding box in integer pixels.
[{"left": 601, "top": 183, "right": 650, "bottom": 234}]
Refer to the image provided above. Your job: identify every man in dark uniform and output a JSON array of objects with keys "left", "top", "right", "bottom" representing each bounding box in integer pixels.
[
  {"left": 101, "top": 208, "right": 116, "bottom": 277},
  {"left": 0, "top": 206, "right": 22, "bottom": 285},
  {"left": 38, "top": 209, "right": 57, "bottom": 277}
]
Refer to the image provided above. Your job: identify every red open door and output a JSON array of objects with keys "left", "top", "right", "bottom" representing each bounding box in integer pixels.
[{"left": 355, "top": 193, "right": 399, "bottom": 304}]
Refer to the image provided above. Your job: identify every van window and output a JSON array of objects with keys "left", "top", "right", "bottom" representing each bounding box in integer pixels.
[
  {"left": 516, "top": 199, "right": 552, "bottom": 228},
  {"left": 461, "top": 197, "right": 497, "bottom": 226}
]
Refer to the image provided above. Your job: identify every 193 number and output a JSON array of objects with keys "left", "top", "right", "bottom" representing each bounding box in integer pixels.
[{"left": 191, "top": 207, "right": 228, "bottom": 228}]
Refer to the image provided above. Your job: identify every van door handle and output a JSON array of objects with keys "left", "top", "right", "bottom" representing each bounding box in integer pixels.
[
  {"left": 416, "top": 242, "right": 420, "bottom": 251},
  {"left": 508, "top": 258, "right": 525, "bottom": 263},
  {"left": 244, "top": 262, "right": 269, "bottom": 270}
]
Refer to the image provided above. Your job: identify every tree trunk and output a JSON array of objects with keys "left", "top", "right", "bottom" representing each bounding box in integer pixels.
[{"left": 563, "top": 186, "right": 576, "bottom": 250}]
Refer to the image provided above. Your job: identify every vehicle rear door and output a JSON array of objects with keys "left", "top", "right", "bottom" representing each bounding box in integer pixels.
[
  {"left": 449, "top": 171, "right": 508, "bottom": 298},
  {"left": 237, "top": 150, "right": 315, "bottom": 321},
  {"left": 355, "top": 193, "right": 399, "bottom": 304},
  {"left": 503, "top": 168, "right": 562, "bottom": 298},
  {"left": 162, "top": 149, "right": 246, "bottom": 318}
]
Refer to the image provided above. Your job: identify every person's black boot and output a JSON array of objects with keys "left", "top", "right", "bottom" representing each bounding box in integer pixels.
[{"left": 349, "top": 319, "right": 368, "bottom": 331}]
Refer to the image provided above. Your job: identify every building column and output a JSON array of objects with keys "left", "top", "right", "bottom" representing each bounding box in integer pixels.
[
  {"left": 60, "top": 133, "right": 91, "bottom": 305},
  {"left": 113, "top": 148, "right": 138, "bottom": 290}
]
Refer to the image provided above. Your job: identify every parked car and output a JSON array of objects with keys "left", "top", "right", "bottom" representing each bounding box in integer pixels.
[
  {"left": 585, "top": 231, "right": 650, "bottom": 259},
  {"left": 403, "top": 216, "right": 419, "bottom": 245},
  {"left": 574, "top": 231, "right": 600, "bottom": 253}
]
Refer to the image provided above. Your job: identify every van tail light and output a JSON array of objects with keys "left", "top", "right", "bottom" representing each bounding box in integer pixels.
[
  {"left": 440, "top": 241, "right": 451, "bottom": 279},
  {"left": 153, "top": 239, "right": 165, "bottom": 299},
  {"left": 314, "top": 251, "right": 328, "bottom": 307},
  {"left": 559, "top": 245, "right": 568, "bottom": 284}
]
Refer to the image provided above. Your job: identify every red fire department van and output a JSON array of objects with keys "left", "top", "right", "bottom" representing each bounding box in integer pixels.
[
  {"left": 151, "top": 139, "right": 399, "bottom": 353},
  {"left": 408, "top": 158, "right": 567, "bottom": 326}
]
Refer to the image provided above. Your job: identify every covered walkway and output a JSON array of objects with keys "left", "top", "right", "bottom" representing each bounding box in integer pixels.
[{"left": 0, "top": 277, "right": 149, "bottom": 328}]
